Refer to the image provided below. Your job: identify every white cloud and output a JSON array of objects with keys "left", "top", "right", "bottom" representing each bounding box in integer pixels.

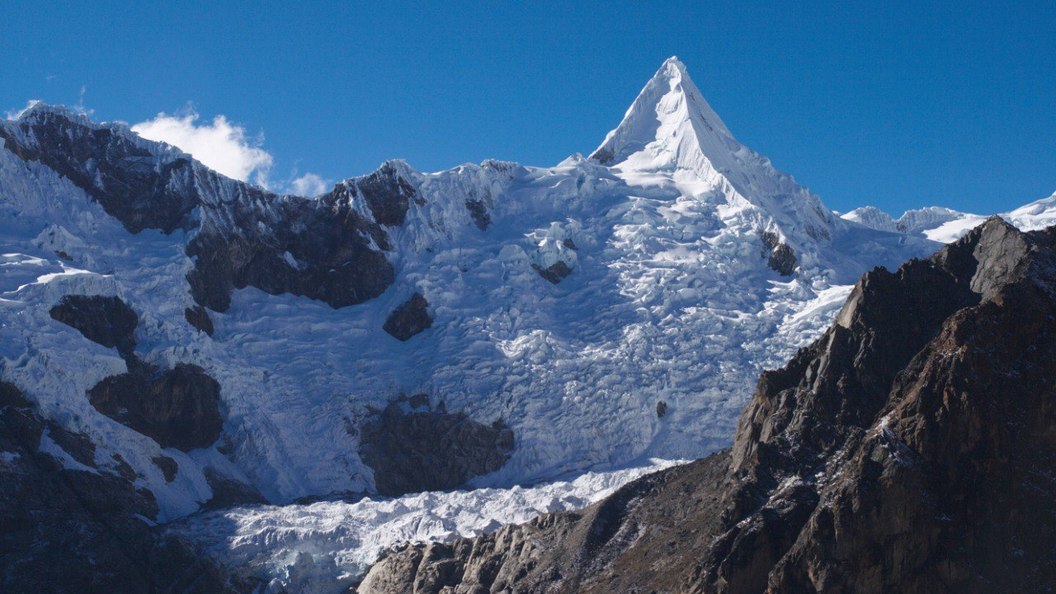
[
  {"left": 131, "top": 110, "right": 274, "bottom": 186},
  {"left": 131, "top": 108, "right": 330, "bottom": 195},
  {"left": 288, "top": 172, "right": 329, "bottom": 196}
]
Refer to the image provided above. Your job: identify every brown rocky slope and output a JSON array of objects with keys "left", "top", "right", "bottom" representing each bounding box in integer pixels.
[{"left": 359, "top": 217, "right": 1056, "bottom": 593}]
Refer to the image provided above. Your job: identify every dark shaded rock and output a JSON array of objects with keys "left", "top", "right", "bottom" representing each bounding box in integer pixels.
[
  {"left": 360, "top": 402, "right": 514, "bottom": 497},
  {"left": 761, "top": 230, "right": 797, "bottom": 276},
  {"left": 186, "top": 188, "right": 395, "bottom": 312},
  {"left": 533, "top": 261, "right": 572, "bottom": 284},
  {"left": 361, "top": 218, "right": 1056, "bottom": 593},
  {"left": 0, "top": 109, "right": 199, "bottom": 234},
  {"left": 49, "top": 294, "right": 138, "bottom": 357},
  {"left": 589, "top": 147, "right": 615, "bottom": 165},
  {"left": 383, "top": 293, "right": 433, "bottom": 341},
  {"left": 111, "top": 454, "right": 138, "bottom": 482},
  {"left": 202, "top": 467, "right": 266, "bottom": 510},
  {"left": 45, "top": 421, "right": 97, "bottom": 468},
  {"left": 356, "top": 161, "right": 417, "bottom": 226},
  {"left": 88, "top": 363, "right": 223, "bottom": 452},
  {"left": 0, "top": 381, "right": 234, "bottom": 593},
  {"left": 656, "top": 400, "right": 668, "bottom": 418},
  {"left": 3, "top": 107, "right": 397, "bottom": 314},
  {"left": 407, "top": 393, "right": 430, "bottom": 409},
  {"left": 184, "top": 305, "right": 214, "bottom": 336},
  {"left": 562, "top": 237, "right": 578, "bottom": 250},
  {"left": 465, "top": 198, "right": 491, "bottom": 231},
  {"left": 152, "top": 455, "right": 178, "bottom": 482}
]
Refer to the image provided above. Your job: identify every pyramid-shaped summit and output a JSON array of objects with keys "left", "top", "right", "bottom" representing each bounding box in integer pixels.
[
  {"left": 591, "top": 57, "right": 838, "bottom": 253},
  {"left": 591, "top": 56, "right": 735, "bottom": 170},
  {"left": 590, "top": 57, "right": 815, "bottom": 200}
]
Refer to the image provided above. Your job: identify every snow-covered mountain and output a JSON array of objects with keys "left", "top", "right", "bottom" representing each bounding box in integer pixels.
[
  {"left": 0, "top": 58, "right": 944, "bottom": 589},
  {"left": 843, "top": 192, "right": 1056, "bottom": 243}
]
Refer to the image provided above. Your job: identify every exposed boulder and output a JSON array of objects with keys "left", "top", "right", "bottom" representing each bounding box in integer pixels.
[
  {"left": 761, "top": 230, "right": 797, "bottom": 276},
  {"left": 360, "top": 401, "right": 514, "bottom": 497},
  {"left": 532, "top": 260, "right": 572, "bottom": 284},
  {"left": 184, "top": 305, "right": 214, "bottom": 336},
  {"left": 383, "top": 293, "right": 433, "bottom": 341},
  {"left": 152, "top": 455, "right": 178, "bottom": 482},
  {"left": 87, "top": 362, "right": 223, "bottom": 452},
  {"left": 360, "top": 218, "right": 1056, "bottom": 593},
  {"left": 49, "top": 294, "right": 138, "bottom": 357}
]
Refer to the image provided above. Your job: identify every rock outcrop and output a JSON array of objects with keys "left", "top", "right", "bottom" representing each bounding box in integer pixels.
[
  {"left": 49, "top": 294, "right": 139, "bottom": 357},
  {"left": 761, "top": 230, "right": 797, "bottom": 276},
  {"left": 465, "top": 198, "right": 491, "bottom": 231},
  {"left": 184, "top": 305, "right": 214, "bottom": 336},
  {"left": 2, "top": 107, "right": 397, "bottom": 313},
  {"left": 184, "top": 183, "right": 395, "bottom": 312},
  {"left": 87, "top": 362, "right": 223, "bottom": 452},
  {"left": 0, "top": 382, "right": 232, "bottom": 593},
  {"left": 360, "top": 217, "right": 1056, "bottom": 593},
  {"left": 383, "top": 293, "right": 433, "bottom": 341},
  {"left": 532, "top": 261, "right": 572, "bottom": 284},
  {"left": 360, "top": 399, "right": 515, "bottom": 497}
]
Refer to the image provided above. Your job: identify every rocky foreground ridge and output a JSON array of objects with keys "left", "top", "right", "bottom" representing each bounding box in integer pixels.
[{"left": 360, "top": 217, "right": 1056, "bottom": 593}]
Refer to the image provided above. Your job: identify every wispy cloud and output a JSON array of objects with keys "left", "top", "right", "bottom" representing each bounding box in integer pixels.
[
  {"left": 73, "top": 85, "right": 92, "bottom": 116},
  {"left": 130, "top": 107, "right": 328, "bottom": 195},
  {"left": 5, "top": 100, "right": 41, "bottom": 121}
]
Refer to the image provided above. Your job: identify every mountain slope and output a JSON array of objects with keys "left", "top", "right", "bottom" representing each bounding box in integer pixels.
[{"left": 360, "top": 217, "right": 1056, "bottom": 593}]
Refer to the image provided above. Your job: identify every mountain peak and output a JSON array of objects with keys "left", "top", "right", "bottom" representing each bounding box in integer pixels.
[{"left": 590, "top": 57, "right": 733, "bottom": 170}]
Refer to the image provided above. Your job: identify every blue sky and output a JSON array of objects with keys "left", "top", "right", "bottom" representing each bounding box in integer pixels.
[{"left": 2, "top": 1, "right": 1054, "bottom": 215}]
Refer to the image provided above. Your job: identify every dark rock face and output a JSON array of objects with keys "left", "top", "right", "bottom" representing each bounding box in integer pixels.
[
  {"left": 184, "top": 305, "right": 214, "bottom": 336},
  {"left": 0, "top": 382, "right": 232, "bottom": 593},
  {"left": 360, "top": 218, "right": 1056, "bottom": 593},
  {"left": 185, "top": 190, "right": 395, "bottom": 312},
  {"left": 589, "top": 147, "right": 615, "bottom": 165},
  {"left": 3, "top": 107, "right": 397, "bottom": 313},
  {"left": 49, "top": 294, "right": 138, "bottom": 357},
  {"left": 465, "top": 198, "right": 491, "bottom": 231},
  {"left": 355, "top": 161, "right": 418, "bottom": 226},
  {"left": 152, "top": 455, "right": 179, "bottom": 482},
  {"left": 44, "top": 421, "right": 97, "bottom": 467},
  {"left": 201, "top": 467, "right": 267, "bottom": 510},
  {"left": 761, "top": 230, "right": 797, "bottom": 276},
  {"left": 360, "top": 401, "right": 514, "bottom": 497},
  {"left": 383, "top": 293, "right": 433, "bottom": 341},
  {"left": 359, "top": 453, "right": 731, "bottom": 594},
  {"left": 88, "top": 363, "right": 223, "bottom": 452},
  {"left": 532, "top": 260, "right": 572, "bottom": 284},
  {"left": 0, "top": 110, "right": 199, "bottom": 234}
]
